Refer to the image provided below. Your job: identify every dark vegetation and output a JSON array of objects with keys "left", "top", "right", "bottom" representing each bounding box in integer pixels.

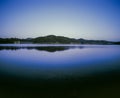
[
  {"left": 0, "top": 35, "right": 119, "bottom": 44},
  {"left": 78, "top": 38, "right": 113, "bottom": 44},
  {"left": 33, "top": 35, "right": 80, "bottom": 44},
  {"left": 113, "top": 42, "right": 120, "bottom": 45}
]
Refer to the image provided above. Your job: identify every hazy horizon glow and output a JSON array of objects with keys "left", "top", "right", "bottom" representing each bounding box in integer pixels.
[{"left": 0, "top": 0, "right": 120, "bottom": 41}]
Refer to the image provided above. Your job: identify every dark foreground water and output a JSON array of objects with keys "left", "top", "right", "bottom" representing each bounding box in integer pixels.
[{"left": 0, "top": 44, "right": 120, "bottom": 98}]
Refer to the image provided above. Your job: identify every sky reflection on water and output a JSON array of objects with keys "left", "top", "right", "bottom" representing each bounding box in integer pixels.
[{"left": 0, "top": 44, "right": 120, "bottom": 79}]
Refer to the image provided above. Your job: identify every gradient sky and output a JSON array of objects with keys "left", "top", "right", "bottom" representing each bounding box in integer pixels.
[{"left": 0, "top": 0, "right": 120, "bottom": 41}]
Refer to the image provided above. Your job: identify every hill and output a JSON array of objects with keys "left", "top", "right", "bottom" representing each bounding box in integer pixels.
[
  {"left": 0, "top": 35, "right": 119, "bottom": 44},
  {"left": 33, "top": 35, "right": 80, "bottom": 44}
]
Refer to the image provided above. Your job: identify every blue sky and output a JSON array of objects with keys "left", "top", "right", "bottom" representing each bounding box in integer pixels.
[{"left": 0, "top": 0, "right": 120, "bottom": 41}]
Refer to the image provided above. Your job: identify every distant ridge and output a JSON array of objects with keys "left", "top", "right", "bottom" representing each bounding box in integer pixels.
[{"left": 0, "top": 35, "right": 120, "bottom": 44}]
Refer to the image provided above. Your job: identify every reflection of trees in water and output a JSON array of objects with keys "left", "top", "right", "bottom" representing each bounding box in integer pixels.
[
  {"left": 0, "top": 46, "right": 84, "bottom": 52},
  {"left": 34, "top": 47, "right": 69, "bottom": 52}
]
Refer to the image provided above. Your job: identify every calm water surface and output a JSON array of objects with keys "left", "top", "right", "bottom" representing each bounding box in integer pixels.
[{"left": 0, "top": 44, "right": 120, "bottom": 79}]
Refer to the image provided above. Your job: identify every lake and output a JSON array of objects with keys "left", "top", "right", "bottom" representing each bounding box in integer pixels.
[
  {"left": 0, "top": 44, "right": 120, "bottom": 98},
  {"left": 0, "top": 44, "right": 120, "bottom": 79}
]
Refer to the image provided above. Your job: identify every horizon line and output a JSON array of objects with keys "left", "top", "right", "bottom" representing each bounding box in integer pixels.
[{"left": 0, "top": 35, "right": 119, "bottom": 42}]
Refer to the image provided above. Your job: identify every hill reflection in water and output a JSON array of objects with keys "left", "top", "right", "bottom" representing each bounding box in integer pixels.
[
  {"left": 0, "top": 45, "right": 84, "bottom": 52},
  {"left": 0, "top": 44, "right": 120, "bottom": 98}
]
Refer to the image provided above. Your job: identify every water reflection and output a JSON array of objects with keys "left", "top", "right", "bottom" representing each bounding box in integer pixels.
[
  {"left": 0, "top": 45, "right": 120, "bottom": 98},
  {"left": 0, "top": 44, "right": 120, "bottom": 79},
  {"left": 0, "top": 46, "right": 84, "bottom": 52}
]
